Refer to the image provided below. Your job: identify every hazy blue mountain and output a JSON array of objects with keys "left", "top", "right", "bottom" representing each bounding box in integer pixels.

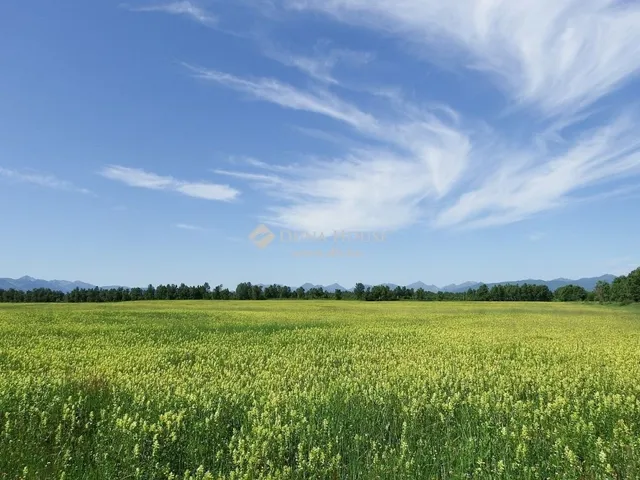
[
  {"left": 349, "top": 283, "right": 398, "bottom": 292},
  {"left": 484, "top": 275, "right": 616, "bottom": 292},
  {"left": 0, "top": 276, "right": 124, "bottom": 293},
  {"left": 441, "top": 282, "right": 482, "bottom": 293},
  {"left": 407, "top": 281, "right": 440, "bottom": 292},
  {"left": 298, "top": 277, "right": 616, "bottom": 293},
  {"left": 0, "top": 276, "right": 53, "bottom": 291},
  {"left": 324, "top": 283, "right": 347, "bottom": 293},
  {"left": 349, "top": 276, "right": 615, "bottom": 293},
  {"left": 52, "top": 280, "right": 96, "bottom": 290},
  {"left": 2, "top": 274, "right": 618, "bottom": 294}
]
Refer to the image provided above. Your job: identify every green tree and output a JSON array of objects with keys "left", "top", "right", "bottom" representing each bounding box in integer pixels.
[
  {"left": 144, "top": 284, "right": 155, "bottom": 300},
  {"left": 264, "top": 285, "right": 279, "bottom": 299},
  {"left": 627, "top": 268, "right": 640, "bottom": 303},
  {"left": 130, "top": 287, "right": 143, "bottom": 301},
  {"left": 554, "top": 285, "right": 588, "bottom": 302},
  {"left": 594, "top": 280, "right": 612, "bottom": 304},
  {"left": 251, "top": 285, "right": 264, "bottom": 300},
  {"left": 235, "top": 282, "right": 252, "bottom": 300},
  {"left": 476, "top": 284, "right": 490, "bottom": 301},
  {"left": 213, "top": 285, "right": 222, "bottom": 300},
  {"left": 611, "top": 276, "right": 632, "bottom": 304}
]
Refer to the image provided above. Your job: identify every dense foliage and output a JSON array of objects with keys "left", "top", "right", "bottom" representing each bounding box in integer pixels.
[
  {"left": 1, "top": 301, "right": 639, "bottom": 479},
  {"left": 1, "top": 267, "right": 638, "bottom": 304}
]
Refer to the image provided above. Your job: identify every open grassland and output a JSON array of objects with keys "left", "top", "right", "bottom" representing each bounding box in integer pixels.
[{"left": 1, "top": 301, "right": 639, "bottom": 479}]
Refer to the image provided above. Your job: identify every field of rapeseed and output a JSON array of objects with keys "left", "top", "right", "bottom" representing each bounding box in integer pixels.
[{"left": 0, "top": 301, "right": 639, "bottom": 479}]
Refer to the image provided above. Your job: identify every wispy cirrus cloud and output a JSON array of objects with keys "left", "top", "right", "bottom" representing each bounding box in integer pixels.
[
  {"left": 100, "top": 165, "right": 239, "bottom": 201},
  {"left": 282, "top": 0, "right": 640, "bottom": 116},
  {"left": 263, "top": 43, "right": 374, "bottom": 84},
  {"left": 226, "top": 156, "right": 297, "bottom": 173},
  {"left": 174, "top": 223, "right": 206, "bottom": 231},
  {"left": 124, "top": 1, "right": 217, "bottom": 26},
  {"left": 0, "top": 167, "right": 93, "bottom": 195},
  {"left": 189, "top": 61, "right": 640, "bottom": 231},
  {"left": 248, "top": 150, "right": 462, "bottom": 232},
  {"left": 186, "top": 64, "right": 379, "bottom": 132},
  {"left": 191, "top": 66, "right": 473, "bottom": 231},
  {"left": 171, "top": 0, "right": 640, "bottom": 232},
  {"left": 213, "top": 169, "right": 284, "bottom": 187},
  {"left": 435, "top": 116, "right": 640, "bottom": 229}
]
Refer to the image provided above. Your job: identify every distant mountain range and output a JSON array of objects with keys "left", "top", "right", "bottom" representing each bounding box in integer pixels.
[
  {"left": 480, "top": 275, "right": 617, "bottom": 293},
  {"left": 1, "top": 274, "right": 618, "bottom": 294},
  {"left": 0, "top": 276, "right": 125, "bottom": 293},
  {"left": 298, "top": 275, "right": 617, "bottom": 293},
  {"left": 298, "top": 283, "right": 350, "bottom": 293}
]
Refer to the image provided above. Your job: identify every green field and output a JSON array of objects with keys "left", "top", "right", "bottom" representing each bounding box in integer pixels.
[{"left": 1, "top": 301, "right": 639, "bottom": 479}]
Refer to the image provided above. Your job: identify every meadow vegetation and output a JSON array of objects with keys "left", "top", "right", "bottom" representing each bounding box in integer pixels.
[{"left": 1, "top": 301, "right": 639, "bottom": 479}]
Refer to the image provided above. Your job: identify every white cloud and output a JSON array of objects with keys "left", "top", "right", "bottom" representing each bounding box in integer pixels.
[
  {"left": 100, "top": 165, "right": 173, "bottom": 190},
  {"left": 263, "top": 44, "right": 374, "bottom": 84},
  {"left": 435, "top": 117, "right": 640, "bottom": 229},
  {"left": 283, "top": 0, "right": 640, "bottom": 116},
  {"left": 100, "top": 165, "right": 239, "bottom": 202},
  {"left": 220, "top": 136, "right": 470, "bottom": 232},
  {"left": 174, "top": 223, "right": 205, "bottom": 230},
  {"left": 197, "top": 66, "right": 640, "bottom": 231},
  {"left": 190, "top": 66, "right": 475, "bottom": 231},
  {"left": 175, "top": 182, "right": 238, "bottom": 201},
  {"left": 181, "top": 1, "right": 640, "bottom": 232},
  {"left": 226, "top": 156, "right": 290, "bottom": 171},
  {"left": 261, "top": 152, "right": 437, "bottom": 232},
  {"left": 125, "top": 1, "right": 217, "bottom": 26},
  {"left": 213, "top": 169, "right": 283, "bottom": 186},
  {"left": 186, "top": 65, "right": 379, "bottom": 131},
  {"left": 0, "top": 167, "right": 92, "bottom": 195}
]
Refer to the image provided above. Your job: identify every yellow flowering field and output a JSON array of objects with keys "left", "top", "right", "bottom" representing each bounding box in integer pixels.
[{"left": 0, "top": 301, "right": 639, "bottom": 479}]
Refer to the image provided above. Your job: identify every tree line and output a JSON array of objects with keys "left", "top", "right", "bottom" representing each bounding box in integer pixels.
[{"left": 0, "top": 267, "right": 638, "bottom": 304}]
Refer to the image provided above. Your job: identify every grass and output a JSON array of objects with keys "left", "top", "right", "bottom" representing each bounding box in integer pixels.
[{"left": 0, "top": 301, "right": 639, "bottom": 479}]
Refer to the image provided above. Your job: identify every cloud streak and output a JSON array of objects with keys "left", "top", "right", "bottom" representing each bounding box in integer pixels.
[
  {"left": 174, "top": 1, "right": 640, "bottom": 232},
  {"left": 190, "top": 62, "right": 640, "bottom": 231},
  {"left": 0, "top": 167, "right": 93, "bottom": 195},
  {"left": 186, "top": 64, "right": 379, "bottom": 132},
  {"left": 174, "top": 223, "right": 206, "bottom": 231},
  {"left": 263, "top": 43, "right": 374, "bottom": 84},
  {"left": 436, "top": 116, "right": 640, "bottom": 229},
  {"left": 251, "top": 151, "right": 453, "bottom": 232},
  {"left": 125, "top": 1, "right": 217, "bottom": 26},
  {"left": 189, "top": 61, "right": 481, "bottom": 231},
  {"left": 100, "top": 165, "right": 239, "bottom": 202},
  {"left": 283, "top": 0, "right": 640, "bottom": 116}
]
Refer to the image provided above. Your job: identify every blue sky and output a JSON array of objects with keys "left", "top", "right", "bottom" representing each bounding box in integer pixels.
[{"left": 1, "top": 0, "right": 639, "bottom": 289}]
